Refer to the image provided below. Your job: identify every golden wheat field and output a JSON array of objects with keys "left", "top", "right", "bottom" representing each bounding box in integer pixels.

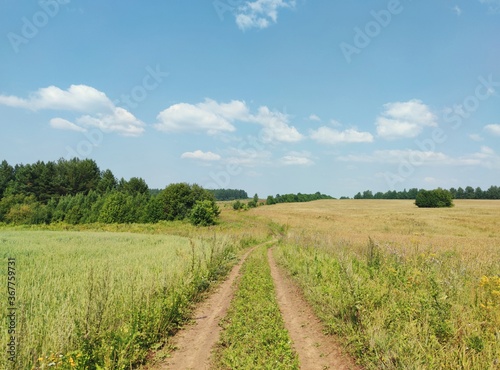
[
  {"left": 249, "top": 199, "right": 500, "bottom": 369},
  {"left": 252, "top": 199, "right": 500, "bottom": 257}
]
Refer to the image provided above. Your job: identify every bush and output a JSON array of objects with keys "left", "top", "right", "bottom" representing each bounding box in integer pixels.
[
  {"left": 158, "top": 183, "right": 214, "bottom": 221},
  {"left": 190, "top": 200, "right": 220, "bottom": 226},
  {"left": 415, "top": 189, "right": 454, "bottom": 208},
  {"left": 98, "top": 192, "right": 133, "bottom": 223}
]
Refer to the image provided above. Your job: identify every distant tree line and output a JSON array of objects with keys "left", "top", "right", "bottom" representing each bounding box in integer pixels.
[
  {"left": 266, "top": 192, "right": 334, "bottom": 205},
  {"left": 353, "top": 186, "right": 500, "bottom": 200},
  {"left": 0, "top": 158, "right": 219, "bottom": 226},
  {"left": 208, "top": 189, "right": 248, "bottom": 201}
]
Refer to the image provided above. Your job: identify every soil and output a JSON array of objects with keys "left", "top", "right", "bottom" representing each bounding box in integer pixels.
[
  {"left": 152, "top": 247, "right": 255, "bottom": 370},
  {"left": 267, "top": 248, "right": 362, "bottom": 370}
]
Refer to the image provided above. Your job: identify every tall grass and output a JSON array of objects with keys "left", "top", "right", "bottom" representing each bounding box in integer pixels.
[
  {"left": 274, "top": 234, "right": 500, "bottom": 369},
  {"left": 0, "top": 230, "right": 238, "bottom": 369},
  {"left": 258, "top": 200, "right": 500, "bottom": 368}
]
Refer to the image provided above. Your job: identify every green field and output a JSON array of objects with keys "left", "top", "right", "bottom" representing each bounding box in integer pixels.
[{"left": 0, "top": 230, "right": 239, "bottom": 369}]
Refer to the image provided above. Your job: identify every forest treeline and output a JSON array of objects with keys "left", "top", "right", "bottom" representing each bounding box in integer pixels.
[
  {"left": 266, "top": 192, "right": 334, "bottom": 205},
  {"left": 0, "top": 158, "right": 219, "bottom": 225},
  {"left": 208, "top": 189, "right": 249, "bottom": 201},
  {"left": 352, "top": 186, "right": 500, "bottom": 200}
]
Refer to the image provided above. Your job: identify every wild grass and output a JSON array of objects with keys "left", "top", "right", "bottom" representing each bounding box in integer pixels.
[
  {"left": 264, "top": 200, "right": 500, "bottom": 369},
  {"left": 0, "top": 230, "right": 239, "bottom": 369},
  {"left": 213, "top": 245, "right": 299, "bottom": 369}
]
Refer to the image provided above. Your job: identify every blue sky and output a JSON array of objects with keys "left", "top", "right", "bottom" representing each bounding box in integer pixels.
[{"left": 1, "top": 0, "right": 499, "bottom": 198}]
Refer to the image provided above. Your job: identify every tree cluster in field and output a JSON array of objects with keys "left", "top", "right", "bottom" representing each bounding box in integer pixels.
[
  {"left": 232, "top": 193, "right": 261, "bottom": 211},
  {"left": 352, "top": 186, "right": 500, "bottom": 200},
  {"left": 415, "top": 189, "right": 454, "bottom": 208},
  {"left": 266, "top": 192, "right": 334, "bottom": 205},
  {"left": 208, "top": 188, "right": 248, "bottom": 201},
  {"left": 0, "top": 158, "right": 219, "bottom": 226},
  {"left": 232, "top": 192, "right": 334, "bottom": 211}
]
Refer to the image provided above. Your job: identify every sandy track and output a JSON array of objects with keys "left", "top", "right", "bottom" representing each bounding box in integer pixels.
[
  {"left": 154, "top": 246, "right": 256, "bottom": 370},
  {"left": 268, "top": 248, "right": 362, "bottom": 370}
]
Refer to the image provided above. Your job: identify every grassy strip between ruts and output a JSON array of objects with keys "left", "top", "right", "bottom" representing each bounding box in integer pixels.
[{"left": 213, "top": 244, "right": 299, "bottom": 369}]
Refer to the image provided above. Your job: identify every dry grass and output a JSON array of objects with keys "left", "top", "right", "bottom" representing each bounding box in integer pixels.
[
  {"left": 255, "top": 199, "right": 500, "bottom": 368},
  {"left": 252, "top": 199, "right": 500, "bottom": 260}
]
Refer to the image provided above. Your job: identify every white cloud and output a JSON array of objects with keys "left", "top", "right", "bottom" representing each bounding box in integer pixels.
[
  {"left": 310, "top": 127, "right": 373, "bottom": 144},
  {"left": 337, "top": 150, "right": 449, "bottom": 164},
  {"left": 280, "top": 151, "right": 314, "bottom": 166},
  {"left": 485, "top": 124, "right": 500, "bottom": 136},
  {"left": 376, "top": 99, "right": 437, "bottom": 140},
  {"left": 155, "top": 99, "right": 303, "bottom": 143},
  {"left": 457, "top": 146, "right": 500, "bottom": 168},
  {"left": 0, "top": 85, "right": 112, "bottom": 113},
  {"left": 181, "top": 150, "right": 221, "bottom": 161},
  {"left": 49, "top": 118, "right": 87, "bottom": 133},
  {"left": 225, "top": 147, "right": 273, "bottom": 167},
  {"left": 235, "top": 0, "right": 295, "bottom": 30},
  {"left": 250, "top": 106, "right": 303, "bottom": 143},
  {"left": 76, "top": 108, "right": 145, "bottom": 137},
  {"left": 0, "top": 85, "right": 145, "bottom": 136},
  {"left": 155, "top": 100, "right": 238, "bottom": 135},
  {"left": 338, "top": 147, "right": 500, "bottom": 169},
  {"left": 469, "top": 133, "right": 484, "bottom": 142},
  {"left": 308, "top": 114, "right": 321, "bottom": 122}
]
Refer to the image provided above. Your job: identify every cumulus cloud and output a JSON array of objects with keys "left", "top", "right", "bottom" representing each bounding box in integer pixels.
[
  {"left": 469, "top": 133, "right": 484, "bottom": 142},
  {"left": 225, "top": 147, "right": 273, "bottom": 167},
  {"left": 485, "top": 124, "right": 500, "bottom": 136},
  {"left": 155, "top": 100, "right": 240, "bottom": 135},
  {"left": 308, "top": 114, "right": 321, "bottom": 122},
  {"left": 49, "top": 118, "right": 87, "bottom": 133},
  {"left": 250, "top": 106, "right": 303, "bottom": 143},
  {"left": 310, "top": 127, "right": 373, "bottom": 145},
  {"left": 75, "top": 108, "right": 145, "bottom": 137},
  {"left": 0, "top": 85, "right": 145, "bottom": 136},
  {"left": 0, "top": 85, "right": 112, "bottom": 113},
  {"left": 155, "top": 99, "right": 303, "bottom": 143},
  {"left": 337, "top": 150, "right": 449, "bottom": 164},
  {"left": 280, "top": 151, "right": 314, "bottom": 166},
  {"left": 338, "top": 147, "right": 500, "bottom": 169},
  {"left": 376, "top": 99, "right": 437, "bottom": 140},
  {"left": 235, "top": 0, "right": 295, "bottom": 30},
  {"left": 181, "top": 150, "right": 221, "bottom": 161}
]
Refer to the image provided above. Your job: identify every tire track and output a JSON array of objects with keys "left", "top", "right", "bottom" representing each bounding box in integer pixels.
[
  {"left": 153, "top": 244, "right": 259, "bottom": 370},
  {"left": 268, "top": 248, "right": 362, "bottom": 370}
]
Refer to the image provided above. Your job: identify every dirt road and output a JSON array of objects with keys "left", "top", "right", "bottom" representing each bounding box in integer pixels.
[
  {"left": 268, "top": 248, "right": 361, "bottom": 370},
  {"left": 154, "top": 247, "right": 256, "bottom": 370},
  {"left": 151, "top": 243, "right": 360, "bottom": 369}
]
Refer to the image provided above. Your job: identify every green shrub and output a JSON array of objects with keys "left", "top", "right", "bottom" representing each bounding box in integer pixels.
[
  {"left": 190, "top": 200, "right": 220, "bottom": 226},
  {"left": 415, "top": 189, "right": 454, "bottom": 208}
]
